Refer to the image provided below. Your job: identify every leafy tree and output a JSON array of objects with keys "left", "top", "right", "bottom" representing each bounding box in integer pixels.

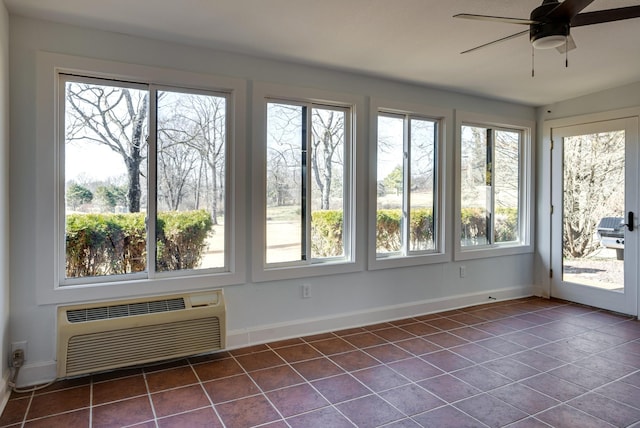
[
  {"left": 95, "top": 185, "right": 127, "bottom": 212},
  {"left": 66, "top": 183, "right": 93, "bottom": 210},
  {"left": 383, "top": 165, "right": 403, "bottom": 195}
]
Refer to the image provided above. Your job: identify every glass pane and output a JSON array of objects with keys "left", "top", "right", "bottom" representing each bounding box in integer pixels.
[
  {"left": 494, "top": 130, "right": 520, "bottom": 243},
  {"left": 64, "top": 80, "right": 148, "bottom": 279},
  {"left": 562, "top": 130, "right": 625, "bottom": 291},
  {"left": 266, "top": 103, "right": 304, "bottom": 264},
  {"left": 310, "top": 107, "right": 345, "bottom": 258},
  {"left": 156, "top": 90, "right": 226, "bottom": 272},
  {"left": 460, "top": 125, "right": 489, "bottom": 246},
  {"left": 409, "top": 118, "right": 436, "bottom": 251},
  {"left": 377, "top": 115, "right": 404, "bottom": 253}
]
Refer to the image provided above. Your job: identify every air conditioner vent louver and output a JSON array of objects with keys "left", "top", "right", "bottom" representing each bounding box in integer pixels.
[
  {"left": 66, "top": 297, "right": 187, "bottom": 323},
  {"left": 57, "top": 290, "right": 225, "bottom": 377}
]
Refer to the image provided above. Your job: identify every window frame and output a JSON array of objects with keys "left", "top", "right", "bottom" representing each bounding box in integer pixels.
[
  {"left": 251, "top": 82, "right": 364, "bottom": 282},
  {"left": 368, "top": 98, "right": 451, "bottom": 270},
  {"left": 35, "top": 52, "right": 247, "bottom": 305},
  {"left": 454, "top": 111, "right": 534, "bottom": 261},
  {"left": 59, "top": 75, "right": 234, "bottom": 286}
]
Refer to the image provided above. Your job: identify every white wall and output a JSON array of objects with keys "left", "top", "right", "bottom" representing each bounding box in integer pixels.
[
  {"left": 534, "top": 83, "right": 640, "bottom": 302},
  {"left": 1, "top": 0, "right": 12, "bottom": 409},
  {"left": 9, "top": 15, "right": 536, "bottom": 386}
]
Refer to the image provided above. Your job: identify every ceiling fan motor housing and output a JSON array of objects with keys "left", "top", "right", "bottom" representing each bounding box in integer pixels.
[{"left": 530, "top": 0, "right": 570, "bottom": 48}]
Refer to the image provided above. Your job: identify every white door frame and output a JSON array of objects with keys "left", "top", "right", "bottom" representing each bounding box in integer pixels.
[{"left": 542, "top": 108, "right": 640, "bottom": 317}]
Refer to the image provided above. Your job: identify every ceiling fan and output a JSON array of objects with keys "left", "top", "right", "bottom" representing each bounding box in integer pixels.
[{"left": 454, "top": 0, "right": 640, "bottom": 55}]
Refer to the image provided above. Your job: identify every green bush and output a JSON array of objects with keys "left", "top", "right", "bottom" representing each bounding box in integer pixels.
[
  {"left": 376, "top": 210, "right": 402, "bottom": 252},
  {"left": 66, "top": 210, "right": 212, "bottom": 278},
  {"left": 311, "top": 210, "right": 344, "bottom": 257},
  {"left": 376, "top": 209, "right": 435, "bottom": 252},
  {"left": 305, "top": 207, "right": 519, "bottom": 256},
  {"left": 156, "top": 210, "right": 213, "bottom": 271},
  {"left": 460, "top": 207, "right": 487, "bottom": 245},
  {"left": 494, "top": 208, "right": 518, "bottom": 243},
  {"left": 409, "top": 208, "right": 434, "bottom": 251},
  {"left": 460, "top": 207, "right": 518, "bottom": 244}
]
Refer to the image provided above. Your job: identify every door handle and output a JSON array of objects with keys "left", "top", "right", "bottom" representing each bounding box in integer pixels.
[{"left": 626, "top": 211, "right": 634, "bottom": 232}]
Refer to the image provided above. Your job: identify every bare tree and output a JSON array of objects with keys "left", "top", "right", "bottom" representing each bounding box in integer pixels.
[
  {"left": 494, "top": 130, "right": 520, "bottom": 209},
  {"left": 266, "top": 103, "right": 304, "bottom": 207},
  {"left": 311, "top": 109, "right": 345, "bottom": 210},
  {"left": 157, "top": 92, "right": 227, "bottom": 223},
  {"left": 65, "top": 82, "right": 148, "bottom": 212},
  {"left": 563, "top": 131, "right": 625, "bottom": 257},
  {"left": 182, "top": 95, "right": 225, "bottom": 224},
  {"left": 157, "top": 132, "right": 200, "bottom": 211}
]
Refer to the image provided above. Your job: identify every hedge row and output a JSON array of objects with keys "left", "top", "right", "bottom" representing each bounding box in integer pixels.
[
  {"left": 311, "top": 208, "right": 518, "bottom": 256},
  {"left": 66, "top": 210, "right": 212, "bottom": 277}
]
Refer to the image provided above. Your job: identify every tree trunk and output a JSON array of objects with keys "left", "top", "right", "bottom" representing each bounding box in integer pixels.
[
  {"left": 125, "top": 156, "right": 141, "bottom": 213},
  {"left": 126, "top": 94, "right": 148, "bottom": 213}
]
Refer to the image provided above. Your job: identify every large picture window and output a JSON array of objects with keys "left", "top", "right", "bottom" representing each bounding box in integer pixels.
[
  {"left": 460, "top": 125, "right": 520, "bottom": 247},
  {"left": 265, "top": 101, "right": 349, "bottom": 266},
  {"left": 368, "top": 100, "right": 449, "bottom": 270},
  {"left": 251, "top": 83, "right": 360, "bottom": 281},
  {"left": 376, "top": 113, "right": 438, "bottom": 256},
  {"left": 62, "top": 75, "right": 230, "bottom": 284},
  {"left": 456, "top": 113, "right": 532, "bottom": 259}
]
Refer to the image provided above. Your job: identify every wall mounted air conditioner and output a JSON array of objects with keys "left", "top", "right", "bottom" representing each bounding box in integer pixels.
[{"left": 57, "top": 289, "right": 226, "bottom": 378}]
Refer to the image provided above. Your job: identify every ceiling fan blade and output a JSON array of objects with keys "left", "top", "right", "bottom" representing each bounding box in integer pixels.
[
  {"left": 453, "top": 13, "right": 536, "bottom": 25},
  {"left": 547, "top": 0, "right": 595, "bottom": 20},
  {"left": 555, "top": 34, "right": 577, "bottom": 53},
  {"left": 460, "top": 30, "right": 529, "bottom": 54},
  {"left": 571, "top": 5, "right": 640, "bottom": 27}
]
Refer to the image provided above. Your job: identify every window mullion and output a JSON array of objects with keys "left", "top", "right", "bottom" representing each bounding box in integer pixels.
[
  {"left": 301, "top": 105, "right": 310, "bottom": 262},
  {"left": 432, "top": 122, "right": 439, "bottom": 250},
  {"left": 487, "top": 128, "right": 495, "bottom": 245},
  {"left": 403, "top": 116, "right": 411, "bottom": 256},
  {"left": 147, "top": 86, "right": 158, "bottom": 277}
]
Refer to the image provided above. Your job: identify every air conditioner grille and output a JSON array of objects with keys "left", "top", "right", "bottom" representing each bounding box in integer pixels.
[
  {"left": 66, "top": 297, "right": 187, "bottom": 323},
  {"left": 65, "top": 317, "right": 221, "bottom": 376}
]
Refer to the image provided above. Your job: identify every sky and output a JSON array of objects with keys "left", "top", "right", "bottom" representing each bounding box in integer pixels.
[{"left": 65, "top": 142, "right": 127, "bottom": 184}]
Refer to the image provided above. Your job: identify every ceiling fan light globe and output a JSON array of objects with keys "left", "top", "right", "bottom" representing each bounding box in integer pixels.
[{"left": 532, "top": 34, "right": 566, "bottom": 49}]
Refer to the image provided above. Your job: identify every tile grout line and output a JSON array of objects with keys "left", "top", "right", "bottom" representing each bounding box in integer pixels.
[
  {"left": 2, "top": 297, "right": 638, "bottom": 427},
  {"left": 188, "top": 357, "right": 229, "bottom": 428},
  {"left": 141, "top": 367, "right": 160, "bottom": 428},
  {"left": 88, "top": 380, "right": 93, "bottom": 428}
]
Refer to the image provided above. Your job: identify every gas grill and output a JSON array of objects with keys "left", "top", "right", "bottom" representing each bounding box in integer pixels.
[{"left": 596, "top": 217, "right": 625, "bottom": 259}]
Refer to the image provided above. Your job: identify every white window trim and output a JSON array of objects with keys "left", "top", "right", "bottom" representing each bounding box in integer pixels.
[
  {"left": 368, "top": 98, "right": 452, "bottom": 270},
  {"left": 251, "top": 82, "right": 364, "bottom": 282},
  {"left": 454, "top": 110, "right": 534, "bottom": 261},
  {"left": 35, "top": 52, "right": 247, "bottom": 305}
]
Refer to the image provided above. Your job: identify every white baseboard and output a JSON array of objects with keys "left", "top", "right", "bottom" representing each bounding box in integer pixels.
[
  {"left": 226, "top": 284, "right": 533, "bottom": 349},
  {"left": 15, "top": 285, "right": 533, "bottom": 385}
]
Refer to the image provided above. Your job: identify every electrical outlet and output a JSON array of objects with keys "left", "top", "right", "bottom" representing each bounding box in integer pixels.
[
  {"left": 12, "top": 349, "right": 25, "bottom": 368},
  {"left": 301, "top": 283, "right": 311, "bottom": 299},
  {"left": 459, "top": 266, "right": 466, "bottom": 278},
  {"left": 11, "top": 341, "right": 27, "bottom": 364}
]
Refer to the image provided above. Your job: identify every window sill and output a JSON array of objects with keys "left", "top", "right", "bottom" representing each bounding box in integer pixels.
[
  {"left": 252, "top": 260, "right": 363, "bottom": 283},
  {"left": 368, "top": 252, "right": 449, "bottom": 271},
  {"left": 38, "top": 270, "right": 245, "bottom": 306},
  {"left": 454, "top": 243, "right": 533, "bottom": 261}
]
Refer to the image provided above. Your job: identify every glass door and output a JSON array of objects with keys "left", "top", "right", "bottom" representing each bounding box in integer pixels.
[{"left": 551, "top": 117, "right": 638, "bottom": 316}]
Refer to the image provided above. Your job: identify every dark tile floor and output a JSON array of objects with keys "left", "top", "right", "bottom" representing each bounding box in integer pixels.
[{"left": 1, "top": 297, "right": 640, "bottom": 427}]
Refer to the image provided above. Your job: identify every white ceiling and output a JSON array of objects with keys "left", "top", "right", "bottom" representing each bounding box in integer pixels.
[{"left": 5, "top": 0, "right": 640, "bottom": 106}]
